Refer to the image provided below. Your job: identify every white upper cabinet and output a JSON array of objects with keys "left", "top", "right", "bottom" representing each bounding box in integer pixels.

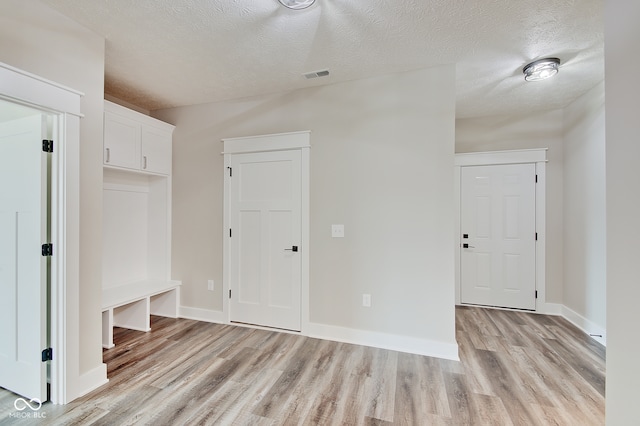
[
  {"left": 104, "top": 111, "right": 141, "bottom": 170},
  {"left": 103, "top": 100, "right": 174, "bottom": 175},
  {"left": 141, "top": 125, "right": 172, "bottom": 175}
]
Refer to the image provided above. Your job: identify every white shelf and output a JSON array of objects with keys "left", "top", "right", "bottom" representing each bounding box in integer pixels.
[
  {"left": 101, "top": 101, "right": 177, "bottom": 349},
  {"left": 102, "top": 279, "right": 182, "bottom": 310},
  {"left": 101, "top": 280, "right": 181, "bottom": 349}
]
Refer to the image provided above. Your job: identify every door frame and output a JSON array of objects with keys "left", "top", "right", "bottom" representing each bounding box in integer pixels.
[
  {"left": 454, "top": 149, "right": 548, "bottom": 312},
  {"left": 0, "top": 62, "right": 83, "bottom": 403},
  {"left": 222, "top": 131, "right": 310, "bottom": 333}
]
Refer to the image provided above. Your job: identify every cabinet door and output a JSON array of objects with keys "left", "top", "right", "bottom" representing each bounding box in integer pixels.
[
  {"left": 141, "top": 125, "right": 172, "bottom": 175},
  {"left": 104, "top": 111, "right": 141, "bottom": 170}
]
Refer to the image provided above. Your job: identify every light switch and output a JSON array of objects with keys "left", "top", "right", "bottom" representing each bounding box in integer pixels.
[{"left": 332, "top": 224, "right": 345, "bottom": 238}]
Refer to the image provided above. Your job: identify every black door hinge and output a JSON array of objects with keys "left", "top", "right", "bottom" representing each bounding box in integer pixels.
[
  {"left": 227, "top": 167, "right": 232, "bottom": 177},
  {"left": 535, "top": 174, "right": 538, "bottom": 183},
  {"left": 42, "top": 243, "right": 53, "bottom": 256},
  {"left": 535, "top": 290, "right": 538, "bottom": 299},
  {"left": 229, "top": 289, "right": 231, "bottom": 299},
  {"left": 229, "top": 229, "right": 232, "bottom": 238},
  {"left": 535, "top": 232, "right": 538, "bottom": 241},
  {"left": 42, "top": 139, "right": 54, "bottom": 153},
  {"left": 42, "top": 348, "right": 53, "bottom": 362}
]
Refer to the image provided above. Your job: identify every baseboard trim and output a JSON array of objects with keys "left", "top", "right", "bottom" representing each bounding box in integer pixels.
[
  {"left": 306, "top": 322, "right": 459, "bottom": 361},
  {"left": 538, "top": 302, "right": 563, "bottom": 315},
  {"left": 179, "top": 306, "right": 225, "bottom": 324},
  {"left": 560, "top": 305, "right": 607, "bottom": 346},
  {"left": 68, "top": 363, "right": 108, "bottom": 403}
]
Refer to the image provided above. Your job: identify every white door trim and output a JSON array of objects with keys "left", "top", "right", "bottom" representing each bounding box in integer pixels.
[
  {"left": 454, "top": 149, "right": 548, "bottom": 312},
  {"left": 222, "top": 131, "right": 310, "bottom": 334},
  {"left": 0, "top": 61, "right": 84, "bottom": 404}
]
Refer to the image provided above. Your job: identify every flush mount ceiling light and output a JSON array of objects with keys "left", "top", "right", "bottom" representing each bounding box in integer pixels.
[
  {"left": 278, "top": 0, "right": 316, "bottom": 9},
  {"left": 523, "top": 58, "right": 560, "bottom": 82}
]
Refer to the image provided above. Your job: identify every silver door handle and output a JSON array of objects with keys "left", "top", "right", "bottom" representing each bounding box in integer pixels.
[{"left": 105, "top": 147, "right": 110, "bottom": 163}]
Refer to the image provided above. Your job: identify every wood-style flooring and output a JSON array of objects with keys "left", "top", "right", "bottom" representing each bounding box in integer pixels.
[{"left": 0, "top": 306, "right": 605, "bottom": 425}]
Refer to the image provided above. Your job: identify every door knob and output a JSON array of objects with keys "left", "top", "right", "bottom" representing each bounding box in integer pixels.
[{"left": 285, "top": 246, "right": 299, "bottom": 252}]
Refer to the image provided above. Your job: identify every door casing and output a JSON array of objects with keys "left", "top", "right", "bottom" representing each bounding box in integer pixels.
[
  {"left": 223, "top": 131, "right": 310, "bottom": 333},
  {"left": 0, "top": 62, "right": 85, "bottom": 404},
  {"left": 454, "top": 149, "right": 548, "bottom": 312}
]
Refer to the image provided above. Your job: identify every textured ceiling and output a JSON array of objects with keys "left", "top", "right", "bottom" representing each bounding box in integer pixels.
[{"left": 40, "top": 0, "right": 603, "bottom": 118}]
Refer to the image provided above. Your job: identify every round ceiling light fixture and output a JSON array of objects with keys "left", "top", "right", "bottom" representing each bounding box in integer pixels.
[
  {"left": 278, "top": 0, "right": 316, "bottom": 9},
  {"left": 523, "top": 58, "right": 560, "bottom": 82}
]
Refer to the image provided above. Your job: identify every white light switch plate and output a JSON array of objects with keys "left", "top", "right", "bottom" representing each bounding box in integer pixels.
[{"left": 332, "top": 224, "right": 345, "bottom": 238}]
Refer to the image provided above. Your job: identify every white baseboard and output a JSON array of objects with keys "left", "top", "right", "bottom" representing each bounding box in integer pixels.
[
  {"left": 560, "top": 305, "right": 607, "bottom": 346},
  {"left": 538, "top": 302, "right": 563, "bottom": 315},
  {"left": 179, "top": 306, "right": 225, "bottom": 324},
  {"left": 306, "top": 322, "right": 459, "bottom": 361},
  {"left": 67, "top": 363, "right": 108, "bottom": 403}
]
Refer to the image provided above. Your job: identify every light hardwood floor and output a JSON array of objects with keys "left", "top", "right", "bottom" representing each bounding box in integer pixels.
[{"left": 0, "top": 306, "right": 605, "bottom": 425}]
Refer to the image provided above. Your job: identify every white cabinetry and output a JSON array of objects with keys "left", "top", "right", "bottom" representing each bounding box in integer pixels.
[
  {"left": 102, "top": 101, "right": 179, "bottom": 348},
  {"left": 104, "top": 100, "right": 173, "bottom": 175}
]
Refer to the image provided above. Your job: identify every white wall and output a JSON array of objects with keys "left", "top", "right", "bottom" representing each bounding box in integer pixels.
[
  {"left": 605, "top": 0, "right": 640, "bottom": 423},
  {"left": 455, "top": 110, "right": 565, "bottom": 304},
  {"left": 562, "top": 82, "right": 606, "bottom": 338},
  {"left": 155, "top": 66, "right": 458, "bottom": 356},
  {"left": 0, "top": 0, "right": 106, "bottom": 401}
]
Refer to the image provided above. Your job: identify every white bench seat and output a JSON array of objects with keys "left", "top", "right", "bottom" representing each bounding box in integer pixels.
[{"left": 102, "top": 279, "right": 181, "bottom": 349}]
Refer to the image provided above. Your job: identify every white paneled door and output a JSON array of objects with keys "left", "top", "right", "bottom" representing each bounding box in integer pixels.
[
  {"left": 460, "top": 164, "right": 536, "bottom": 310},
  {"left": 0, "top": 112, "right": 49, "bottom": 401},
  {"left": 229, "top": 150, "right": 302, "bottom": 331}
]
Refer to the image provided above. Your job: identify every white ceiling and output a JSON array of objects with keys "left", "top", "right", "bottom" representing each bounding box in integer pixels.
[{"left": 40, "top": 0, "right": 603, "bottom": 118}]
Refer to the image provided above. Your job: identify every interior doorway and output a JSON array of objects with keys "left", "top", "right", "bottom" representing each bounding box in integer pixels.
[
  {"left": 223, "top": 131, "right": 310, "bottom": 333},
  {"left": 460, "top": 163, "right": 536, "bottom": 310},
  {"left": 0, "top": 61, "right": 86, "bottom": 404},
  {"left": 454, "top": 149, "right": 547, "bottom": 312}
]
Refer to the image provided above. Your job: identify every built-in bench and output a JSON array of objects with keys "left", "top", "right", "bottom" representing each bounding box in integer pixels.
[{"left": 101, "top": 280, "right": 181, "bottom": 349}]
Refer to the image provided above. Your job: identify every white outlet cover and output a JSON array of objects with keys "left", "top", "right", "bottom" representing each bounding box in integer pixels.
[
  {"left": 332, "top": 224, "right": 345, "bottom": 238},
  {"left": 362, "top": 294, "right": 371, "bottom": 307}
]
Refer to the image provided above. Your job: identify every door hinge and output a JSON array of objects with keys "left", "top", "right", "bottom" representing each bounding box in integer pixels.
[
  {"left": 535, "top": 174, "right": 538, "bottom": 183},
  {"left": 535, "top": 232, "right": 538, "bottom": 241},
  {"left": 41, "top": 243, "right": 53, "bottom": 257},
  {"left": 42, "top": 139, "right": 54, "bottom": 153},
  {"left": 229, "top": 229, "right": 232, "bottom": 238},
  {"left": 42, "top": 348, "right": 53, "bottom": 362},
  {"left": 229, "top": 289, "right": 231, "bottom": 299},
  {"left": 535, "top": 290, "right": 538, "bottom": 299},
  {"left": 227, "top": 166, "right": 232, "bottom": 177}
]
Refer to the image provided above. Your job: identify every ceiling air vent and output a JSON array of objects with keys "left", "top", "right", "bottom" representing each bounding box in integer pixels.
[{"left": 303, "top": 69, "right": 330, "bottom": 79}]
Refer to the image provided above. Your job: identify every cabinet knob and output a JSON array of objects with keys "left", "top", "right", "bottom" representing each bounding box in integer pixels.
[
  {"left": 143, "top": 156, "right": 147, "bottom": 169},
  {"left": 105, "top": 147, "right": 110, "bottom": 163}
]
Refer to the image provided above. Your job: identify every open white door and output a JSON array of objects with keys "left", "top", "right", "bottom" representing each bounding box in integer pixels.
[
  {"left": 460, "top": 164, "right": 536, "bottom": 310},
  {"left": 229, "top": 150, "right": 302, "bottom": 331},
  {"left": 0, "top": 109, "right": 49, "bottom": 402}
]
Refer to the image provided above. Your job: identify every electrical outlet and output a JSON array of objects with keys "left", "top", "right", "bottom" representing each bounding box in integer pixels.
[
  {"left": 332, "top": 224, "right": 345, "bottom": 238},
  {"left": 207, "top": 280, "right": 215, "bottom": 291},
  {"left": 362, "top": 294, "right": 371, "bottom": 307}
]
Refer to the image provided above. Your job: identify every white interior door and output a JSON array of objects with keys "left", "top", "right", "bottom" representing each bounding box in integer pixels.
[
  {"left": 229, "top": 150, "right": 302, "bottom": 331},
  {"left": 460, "top": 164, "right": 536, "bottom": 310},
  {"left": 0, "top": 110, "right": 49, "bottom": 401}
]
